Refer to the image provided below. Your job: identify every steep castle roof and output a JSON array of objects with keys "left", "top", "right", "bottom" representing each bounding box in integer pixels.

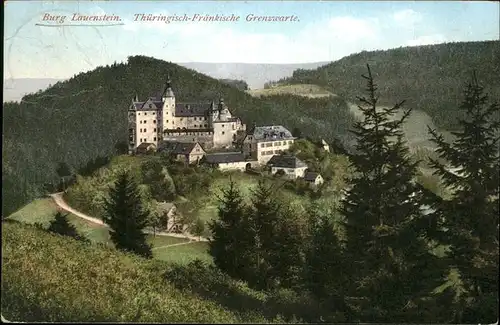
[{"left": 175, "top": 103, "right": 214, "bottom": 117}]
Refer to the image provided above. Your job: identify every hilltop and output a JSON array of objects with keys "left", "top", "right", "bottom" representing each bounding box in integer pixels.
[
  {"left": 2, "top": 56, "right": 353, "bottom": 216},
  {"left": 276, "top": 40, "right": 500, "bottom": 130}
]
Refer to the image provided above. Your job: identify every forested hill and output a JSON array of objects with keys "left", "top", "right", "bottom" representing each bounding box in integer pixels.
[
  {"left": 2, "top": 55, "right": 353, "bottom": 216},
  {"left": 277, "top": 40, "right": 500, "bottom": 130}
]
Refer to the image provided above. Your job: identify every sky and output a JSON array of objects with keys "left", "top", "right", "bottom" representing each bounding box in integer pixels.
[{"left": 3, "top": 0, "right": 499, "bottom": 79}]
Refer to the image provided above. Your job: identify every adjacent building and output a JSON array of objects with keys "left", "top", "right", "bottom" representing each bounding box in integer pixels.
[
  {"left": 158, "top": 141, "right": 205, "bottom": 164},
  {"left": 202, "top": 152, "right": 258, "bottom": 171},
  {"left": 268, "top": 154, "right": 308, "bottom": 179},
  {"left": 135, "top": 142, "right": 157, "bottom": 155},
  {"left": 304, "top": 171, "right": 324, "bottom": 187},
  {"left": 128, "top": 75, "right": 246, "bottom": 154},
  {"left": 243, "top": 125, "right": 296, "bottom": 164}
]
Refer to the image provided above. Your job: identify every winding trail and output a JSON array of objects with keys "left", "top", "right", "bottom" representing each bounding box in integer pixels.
[
  {"left": 151, "top": 241, "right": 196, "bottom": 250},
  {"left": 49, "top": 192, "right": 209, "bottom": 242}
]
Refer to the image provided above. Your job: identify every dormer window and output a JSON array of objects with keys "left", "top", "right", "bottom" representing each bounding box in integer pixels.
[{"left": 149, "top": 104, "right": 152, "bottom": 109}]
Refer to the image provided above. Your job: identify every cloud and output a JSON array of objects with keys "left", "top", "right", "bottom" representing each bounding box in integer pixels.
[
  {"left": 406, "top": 34, "right": 447, "bottom": 46},
  {"left": 393, "top": 9, "right": 422, "bottom": 26}
]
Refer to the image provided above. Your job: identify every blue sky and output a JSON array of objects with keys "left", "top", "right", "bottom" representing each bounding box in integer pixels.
[{"left": 4, "top": 1, "right": 499, "bottom": 79}]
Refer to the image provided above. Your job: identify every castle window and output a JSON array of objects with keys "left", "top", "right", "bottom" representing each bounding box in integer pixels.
[
  {"left": 194, "top": 117, "right": 197, "bottom": 121},
  {"left": 222, "top": 124, "right": 225, "bottom": 127},
  {"left": 138, "top": 113, "right": 141, "bottom": 115},
  {"left": 167, "top": 120, "right": 169, "bottom": 123},
  {"left": 180, "top": 118, "right": 184, "bottom": 121},
  {"left": 222, "top": 131, "right": 225, "bottom": 135},
  {"left": 261, "top": 143, "right": 265, "bottom": 148},
  {"left": 149, "top": 105, "right": 152, "bottom": 109},
  {"left": 145, "top": 112, "right": 148, "bottom": 115},
  {"left": 153, "top": 112, "right": 155, "bottom": 115},
  {"left": 144, "top": 129, "right": 147, "bottom": 132},
  {"left": 154, "top": 137, "right": 157, "bottom": 141},
  {"left": 204, "top": 117, "right": 207, "bottom": 120},
  {"left": 139, "top": 121, "right": 142, "bottom": 124},
  {"left": 153, "top": 120, "right": 156, "bottom": 124},
  {"left": 154, "top": 128, "right": 157, "bottom": 132},
  {"left": 204, "top": 124, "right": 208, "bottom": 127}
]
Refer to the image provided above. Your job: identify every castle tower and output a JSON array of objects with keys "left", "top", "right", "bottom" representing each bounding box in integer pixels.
[
  {"left": 161, "top": 74, "right": 176, "bottom": 132},
  {"left": 218, "top": 97, "right": 231, "bottom": 121}
]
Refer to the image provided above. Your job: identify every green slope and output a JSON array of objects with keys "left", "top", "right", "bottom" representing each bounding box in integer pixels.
[
  {"left": 278, "top": 40, "right": 500, "bottom": 130},
  {"left": 1, "top": 220, "right": 276, "bottom": 323},
  {"left": 2, "top": 56, "right": 353, "bottom": 217}
]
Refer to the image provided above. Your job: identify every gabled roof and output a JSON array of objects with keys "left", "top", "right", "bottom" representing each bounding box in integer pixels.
[
  {"left": 137, "top": 142, "right": 156, "bottom": 149},
  {"left": 159, "top": 142, "right": 201, "bottom": 155},
  {"left": 132, "top": 99, "right": 164, "bottom": 111},
  {"left": 204, "top": 152, "right": 247, "bottom": 164},
  {"left": 268, "top": 155, "right": 307, "bottom": 169},
  {"left": 304, "top": 171, "right": 321, "bottom": 182},
  {"left": 157, "top": 202, "right": 176, "bottom": 213}
]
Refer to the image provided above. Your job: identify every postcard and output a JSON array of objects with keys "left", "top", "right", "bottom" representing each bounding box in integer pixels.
[{"left": 3, "top": 1, "right": 499, "bottom": 323}]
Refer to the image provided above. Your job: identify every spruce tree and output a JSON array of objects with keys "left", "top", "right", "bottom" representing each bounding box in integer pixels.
[
  {"left": 208, "top": 179, "right": 249, "bottom": 280},
  {"left": 340, "top": 65, "right": 448, "bottom": 322},
  {"left": 247, "top": 179, "right": 283, "bottom": 290},
  {"left": 427, "top": 73, "right": 499, "bottom": 323},
  {"left": 103, "top": 170, "right": 152, "bottom": 258},
  {"left": 48, "top": 211, "right": 81, "bottom": 240},
  {"left": 268, "top": 206, "right": 305, "bottom": 290},
  {"left": 304, "top": 211, "right": 346, "bottom": 309}
]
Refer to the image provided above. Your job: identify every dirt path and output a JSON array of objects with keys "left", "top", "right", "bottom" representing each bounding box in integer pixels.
[
  {"left": 151, "top": 241, "right": 196, "bottom": 250},
  {"left": 49, "top": 192, "right": 208, "bottom": 242}
]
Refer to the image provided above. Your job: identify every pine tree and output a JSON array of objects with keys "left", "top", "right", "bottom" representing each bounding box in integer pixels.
[
  {"left": 268, "top": 206, "right": 306, "bottom": 290},
  {"left": 427, "top": 73, "right": 499, "bottom": 323},
  {"left": 48, "top": 211, "right": 80, "bottom": 239},
  {"left": 340, "top": 65, "right": 448, "bottom": 322},
  {"left": 304, "top": 211, "right": 346, "bottom": 309},
  {"left": 103, "top": 170, "right": 152, "bottom": 258},
  {"left": 208, "top": 179, "right": 249, "bottom": 280},
  {"left": 247, "top": 179, "right": 283, "bottom": 290}
]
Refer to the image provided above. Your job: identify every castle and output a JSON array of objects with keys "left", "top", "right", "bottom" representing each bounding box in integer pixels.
[{"left": 128, "top": 75, "right": 246, "bottom": 153}]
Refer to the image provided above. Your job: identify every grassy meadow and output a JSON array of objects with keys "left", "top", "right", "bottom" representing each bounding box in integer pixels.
[
  {"left": 6, "top": 197, "right": 203, "bottom": 263},
  {"left": 1, "top": 221, "right": 275, "bottom": 323},
  {"left": 247, "top": 84, "right": 335, "bottom": 98}
]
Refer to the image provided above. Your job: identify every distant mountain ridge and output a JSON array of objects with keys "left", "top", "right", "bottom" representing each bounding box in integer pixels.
[
  {"left": 176, "top": 62, "right": 330, "bottom": 89},
  {"left": 3, "top": 78, "right": 64, "bottom": 103},
  {"left": 3, "top": 62, "right": 329, "bottom": 103},
  {"left": 275, "top": 40, "right": 500, "bottom": 130}
]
